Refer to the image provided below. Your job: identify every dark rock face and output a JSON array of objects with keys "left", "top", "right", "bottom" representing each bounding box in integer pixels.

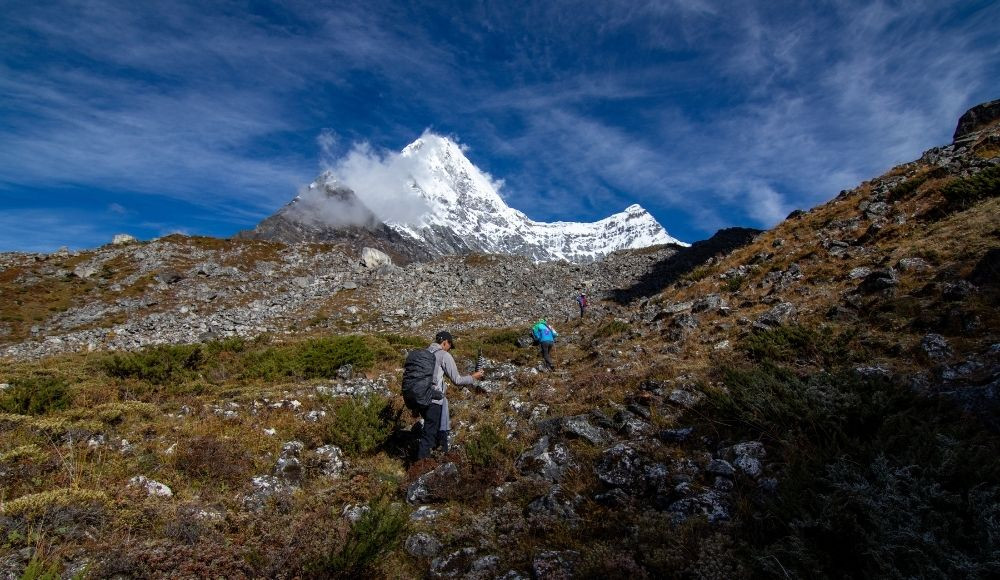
[{"left": 954, "top": 99, "right": 1000, "bottom": 141}]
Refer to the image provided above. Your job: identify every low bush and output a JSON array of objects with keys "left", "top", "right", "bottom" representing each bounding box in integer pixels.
[
  {"left": 324, "top": 395, "right": 400, "bottom": 456},
  {"left": 174, "top": 435, "right": 254, "bottom": 483},
  {"left": 703, "top": 357, "right": 1000, "bottom": 578},
  {"left": 739, "top": 324, "right": 856, "bottom": 366},
  {"left": 941, "top": 165, "right": 1000, "bottom": 211},
  {"left": 595, "top": 320, "right": 630, "bottom": 338},
  {"left": 295, "top": 336, "right": 374, "bottom": 378},
  {"left": 100, "top": 344, "right": 204, "bottom": 384},
  {"left": 464, "top": 425, "right": 515, "bottom": 468},
  {"left": 306, "top": 496, "right": 409, "bottom": 575},
  {"left": 0, "top": 376, "right": 73, "bottom": 415},
  {"left": 723, "top": 274, "right": 746, "bottom": 293}
]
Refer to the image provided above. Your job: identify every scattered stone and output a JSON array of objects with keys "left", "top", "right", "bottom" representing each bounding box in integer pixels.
[
  {"left": 754, "top": 302, "right": 796, "bottom": 328},
  {"left": 129, "top": 475, "right": 173, "bottom": 497},
  {"left": 244, "top": 475, "right": 295, "bottom": 511},
  {"left": 668, "top": 389, "right": 703, "bottom": 409},
  {"left": 920, "top": 333, "right": 953, "bottom": 362},
  {"left": 410, "top": 506, "right": 441, "bottom": 521},
  {"left": 706, "top": 459, "right": 735, "bottom": 477},
  {"left": 406, "top": 533, "right": 443, "bottom": 558},
  {"left": 692, "top": 294, "right": 727, "bottom": 313},
  {"left": 896, "top": 257, "right": 930, "bottom": 272},
  {"left": 595, "top": 443, "right": 645, "bottom": 490},
  {"left": 314, "top": 445, "right": 345, "bottom": 478},
  {"left": 516, "top": 436, "right": 573, "bottom": 482},
  {"left": 531, "top": 550, "right": 580, "bottom": 579},
  {"left": 658, "top": 427, "right": 694, "bottom": 443},
  {"left": 942, "top": 280, "right": 976, "bottom": 301},
  {"left": 848, "top": 266, "right": 872, "bottom": 279},
  {"left": 342, "top": 504, "right": 371, "bottom": 522},
  {"left": 856, "top": 269, "right": 898, "bottom": 293}
]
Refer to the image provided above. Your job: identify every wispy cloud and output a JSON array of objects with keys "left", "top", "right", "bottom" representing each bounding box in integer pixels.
[{"left": 1, "top": 0, "right": 997, "bottom": 251}]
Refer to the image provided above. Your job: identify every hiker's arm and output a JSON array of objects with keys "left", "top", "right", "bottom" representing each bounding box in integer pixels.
[{"left": 442, "top": 354, "right": 475, "bottom": 386}]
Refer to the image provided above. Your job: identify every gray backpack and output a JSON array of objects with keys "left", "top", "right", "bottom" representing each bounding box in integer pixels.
[{"left": 402, "top": 348, "right": 440, "bottom": 410}]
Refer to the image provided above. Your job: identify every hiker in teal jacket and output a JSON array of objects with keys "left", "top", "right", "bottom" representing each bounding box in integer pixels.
[{"left": 531, "top": 318, "right": 558, "bottom": 370}]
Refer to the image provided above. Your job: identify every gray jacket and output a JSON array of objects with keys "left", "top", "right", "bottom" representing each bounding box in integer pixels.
[{"left": 426, "top": 342, "right": 476, "bottom": 431}]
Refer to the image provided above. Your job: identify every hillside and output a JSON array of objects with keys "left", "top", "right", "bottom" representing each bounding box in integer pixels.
[{"left": 0, "top": 100, "right": 998, "bottom": 578}]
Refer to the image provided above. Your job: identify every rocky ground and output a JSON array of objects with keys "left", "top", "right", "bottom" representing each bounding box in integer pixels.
[{"left": 0, "top": 104, "right": 998, "bottom": 578}]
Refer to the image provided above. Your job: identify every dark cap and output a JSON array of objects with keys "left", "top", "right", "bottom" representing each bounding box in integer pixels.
[{"left": 435, "top": 330, "right": 455, "bottom": 346}]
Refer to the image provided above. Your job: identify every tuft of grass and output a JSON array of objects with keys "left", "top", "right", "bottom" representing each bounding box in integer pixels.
[{"left": 594, "top": 320, "right": 630, "bottom": 338}]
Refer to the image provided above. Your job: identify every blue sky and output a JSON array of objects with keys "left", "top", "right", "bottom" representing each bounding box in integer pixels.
[{"left": 1, "top": 0, "right": 998, "bottom": 252}]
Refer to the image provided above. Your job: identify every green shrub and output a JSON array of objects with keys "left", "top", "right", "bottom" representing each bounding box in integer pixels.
[
  {"left": 308, "top": 496, "right": 409, "bottom": 575},
  {"left": 203, "top": 336, "right": 248, "bottom": 356},
  {"left": 483, "top": 329, "right": 524, "bottom": 345},
  {"left": 464, "top": 425, "right": 514, "bottom": 468},
  {"left": 377, "top": 333, "right": 425, "bottom": 349},
  {"left": 703, "top": 356, "right": 1000, "bottom": 578},
  {"left": 739, "top": 324, "right": 856, "bottom": 366},
  {"left": 888, "top": 175, "right": 927, "bottom": 201},
  {"left": 100, "top": 344, "right": 204, "bottom": 384},
  {"left": 723, "top": 275, "right": 746, "bottom": 293},
  {"left": 0, "top": 376, "right": 73, "bottom": 415},
  {"left": 20, "top": 553, "right": 61, "bottom": 580},
  {"left": 941, "top": 165, "right": 1000, "bottom": 211},
  {"left": 324, "top": 395, "right": 399, "bottom": 456},
  {"left": 295, "top": 336, "right": 375, "bottom": 378}
]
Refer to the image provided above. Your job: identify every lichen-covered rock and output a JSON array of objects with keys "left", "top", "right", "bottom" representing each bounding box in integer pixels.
[
  {"left": 407, "top": 462, "right": 460, "bottom": 505},
  {"left": 128, "top": 475, "right": 173, "bottom": 498},
  {"left": 595, "top": 443, "right": 645, "bottom": 490},
  {"left": 562, "top": 415, "right": 608, "bottom": 445},
  {"left": 516, "top": 436, "right": 573, "bottom": 482},
  {"left": 531, "top": 550, "right": 580, "bottom": 579},
  {"left": 314, "top": 444, "right": 345, "bottom": 478},
  {"left": 920, "top": 333, "right": 953, "bottom": 362}
]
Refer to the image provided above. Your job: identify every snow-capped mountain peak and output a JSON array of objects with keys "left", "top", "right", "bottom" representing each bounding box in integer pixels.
[{"left": 261, "top": 131, "right": 687, "bottom": 262}]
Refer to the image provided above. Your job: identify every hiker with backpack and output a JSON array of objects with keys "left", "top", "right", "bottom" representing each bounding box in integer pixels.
[
  {"left": 531, "top": 318, "right": 558, "bottom": 371},
  {"left": 576, "top": 293, "right": 588, "bottom": 318},
  {"left": 402, "top": 330, "right": 483, "bottom": 460}
]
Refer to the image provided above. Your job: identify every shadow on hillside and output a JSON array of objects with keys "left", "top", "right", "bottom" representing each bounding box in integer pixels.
[{"left": 609, "top": 227, "right": 763, "bottom": 305}]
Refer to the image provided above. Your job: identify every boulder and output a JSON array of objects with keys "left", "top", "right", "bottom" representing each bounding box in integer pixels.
[
  {"left": 562, "top": 415, "right": 609, "bottom": 445},
  {"left": 516, "top": 436, "right": 573, "bottom": 482},
  {"left": 405, "top": 533, "right": 443, "bottom": 558},
  {"left": 360, "top": 247, "right": 392, "bottom": 269},
  {"left": 595, "top": 443, "right": 645, "bottom": 490}
]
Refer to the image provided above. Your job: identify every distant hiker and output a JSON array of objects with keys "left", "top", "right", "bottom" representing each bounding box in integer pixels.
[
  {"left": 403, "top": 330, "right": 483, "bottom": 460},
  {"left": 576, "top": 293, "right": 588, "bottom": 318},
  {"left": 531, "top": 318, "right": 558, "bottom": 370}
]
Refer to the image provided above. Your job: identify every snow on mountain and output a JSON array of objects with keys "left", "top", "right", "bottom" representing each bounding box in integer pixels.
[{"left": 319, "top": 133, "right": 687, "bottom": 262}]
